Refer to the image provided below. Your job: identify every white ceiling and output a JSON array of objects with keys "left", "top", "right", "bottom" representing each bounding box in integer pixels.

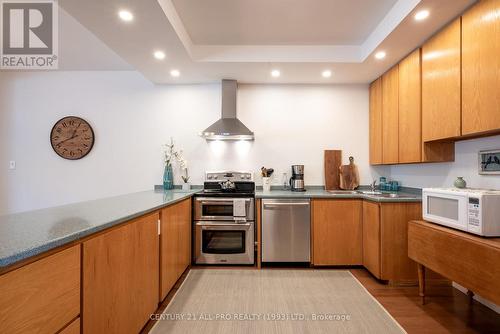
[
  {"left": 58, "top": 7, "right": 132, "bottom": 71},
  {"left": 171, "top": 0, "right": 398, "bottom": 45},
  {"left": 58, "top": 0, "right": 476, "bottom": 84}
]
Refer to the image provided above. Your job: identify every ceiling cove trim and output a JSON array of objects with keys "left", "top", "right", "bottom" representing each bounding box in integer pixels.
[
  {"left": 360, "top": 0, "right": 421, "bottom": 60},
  {"left": 157, "top": 0, "right": 421, "bottom": 63}
]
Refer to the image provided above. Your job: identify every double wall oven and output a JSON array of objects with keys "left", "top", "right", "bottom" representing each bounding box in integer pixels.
[{"left": 194, "top": 171, "right": 255, "bottom": 265}]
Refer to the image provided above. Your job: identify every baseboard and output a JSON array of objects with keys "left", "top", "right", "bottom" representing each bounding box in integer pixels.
[{"left": 452, "top": 282, "right": 500, "bottom": 314}]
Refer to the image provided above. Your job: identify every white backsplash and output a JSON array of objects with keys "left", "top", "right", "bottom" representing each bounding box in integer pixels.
[{"left": 388, "top": 135, "right": 500, "bottom": 190}]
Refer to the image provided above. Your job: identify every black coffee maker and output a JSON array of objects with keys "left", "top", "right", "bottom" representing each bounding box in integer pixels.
[{"left": 290, "top": 165, "right": 306, "bottom": 191}]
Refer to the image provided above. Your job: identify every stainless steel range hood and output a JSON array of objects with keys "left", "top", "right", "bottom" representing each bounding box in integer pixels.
[{"left": 200, "top": 79, "right": 254, "bottom": 141}]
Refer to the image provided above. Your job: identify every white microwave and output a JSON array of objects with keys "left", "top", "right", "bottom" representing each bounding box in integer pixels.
[{"left": 422, "top": 188, "right": 500, "bottom": 237}]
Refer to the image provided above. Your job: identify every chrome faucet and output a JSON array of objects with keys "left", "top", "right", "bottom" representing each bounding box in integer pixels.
[{"left": 371, "top": 180, "right": 377, "bottom": 192}]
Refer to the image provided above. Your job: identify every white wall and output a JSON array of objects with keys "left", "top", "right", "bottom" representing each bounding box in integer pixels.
[
  {"left": 0, "top": 71, "right": 378, "bottom": 214},
  {"left": 388, "top": 135, "right": 500, "bottom": 190}
]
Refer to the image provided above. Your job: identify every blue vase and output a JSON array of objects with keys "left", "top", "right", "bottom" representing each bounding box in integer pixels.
[{"left": 163, "top": 164, "right": 174, "bottom": 190}]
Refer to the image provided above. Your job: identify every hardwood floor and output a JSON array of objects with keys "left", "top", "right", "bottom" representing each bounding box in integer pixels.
[
  {"left": 143, "top": 267, "right": 500, "bottom": 334},
  {"left": 351, "top": 269, "right": 500, "bottom": 334}
]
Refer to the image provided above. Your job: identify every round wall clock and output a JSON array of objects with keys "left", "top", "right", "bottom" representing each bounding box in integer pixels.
[{"left": 50, "top": 116, "right": 95, "bottom": 160}]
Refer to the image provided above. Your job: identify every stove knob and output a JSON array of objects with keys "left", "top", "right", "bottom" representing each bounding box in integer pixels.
[
  {"left": 246, "top": 175, "right": 251, "bottom": 179},
  {"left": 207, "top": 175, "right": 213, "bottom": 180},
  {"left": 214, "top": 176, "right": 218, "bottom": 180}
]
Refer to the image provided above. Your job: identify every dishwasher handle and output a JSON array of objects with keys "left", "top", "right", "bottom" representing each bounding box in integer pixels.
[{"left": 263, "top": 202, "right": 310, "bottom": 209}]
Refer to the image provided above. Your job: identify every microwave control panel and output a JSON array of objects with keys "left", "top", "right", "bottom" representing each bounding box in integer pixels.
[{"left": 468, "top": 197, "right": 480, "bottom": 229}]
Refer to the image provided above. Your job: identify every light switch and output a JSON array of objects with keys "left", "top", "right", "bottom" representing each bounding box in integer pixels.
[{"left": 9, "top": 161, "right": 16, "bottom": 170}]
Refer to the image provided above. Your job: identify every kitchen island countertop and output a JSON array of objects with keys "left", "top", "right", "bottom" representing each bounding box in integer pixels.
[{"left": 0, "top": 189, "right": 200, "bottom": 269}]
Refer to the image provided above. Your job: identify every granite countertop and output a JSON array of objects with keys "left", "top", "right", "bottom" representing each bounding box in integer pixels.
[
  {"left": 0, "top": 189, "right": 199, "bottom": 269},
  {"left": 255, "top": 188, "right": 422, "bottom": 203}
]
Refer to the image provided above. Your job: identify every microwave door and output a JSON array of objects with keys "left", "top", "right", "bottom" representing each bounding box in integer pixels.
[{"left": 423, "top": 193, "right": 468, "bottom": 231}]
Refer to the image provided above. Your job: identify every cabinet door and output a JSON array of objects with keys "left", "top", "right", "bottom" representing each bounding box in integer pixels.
[
  {"left": 422, "top": 18, "right": 461, "bottom": 141},
  {"left": 313, "top": 200, "right": 362, "bottom": 265},
  {"left": 462, "top": 0, "right": 500, "bottom": 135},
  {"left": 160, "top": 198, "right": 191, "bottom": 300},
  {"left": 369, "top": 78, "right": 383, "bottom": 165},
  {"left": 380, "top": 203, "right": 422, "bottom": 281},
  {"left": 399, "top": 49, "right": 422, "bottom": 163},
  {"left": 83, "top": 213, "right": 159, "bottom": 334},
  {"left": 362, "top": 201, "right": 381, "bottom": 278},
  {"left": 0, "top": 246, "right": 80, "bottom": 334},
  {"left": 382, "top": 65, "right": 399, "bottom": 164}
]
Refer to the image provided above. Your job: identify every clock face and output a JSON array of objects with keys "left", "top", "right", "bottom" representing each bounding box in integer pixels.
[{"left": 50, "top": 116, "right": 94, "bottom": 160}]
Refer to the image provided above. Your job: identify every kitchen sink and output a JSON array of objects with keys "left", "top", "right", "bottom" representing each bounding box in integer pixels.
[
  {"left": 326, "top": 190, "right": 359, "bottom": 194},
  {"left": 359, "top": 191, "right": 383, "bottom": 195}
]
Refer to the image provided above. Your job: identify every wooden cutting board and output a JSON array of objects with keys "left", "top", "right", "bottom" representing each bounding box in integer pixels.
[
  {"left": 339, "top": 157, "right": 360, "bottom": 190},
  {"left": 324, "top": 150, "right": 342, "bottom": 190}
]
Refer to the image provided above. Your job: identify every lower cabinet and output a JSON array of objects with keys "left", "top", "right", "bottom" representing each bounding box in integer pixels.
[
  {"left": 362, "top": 201, "right": 381, "bottom": 277},
  {"left": 0, "top": 246, "right": 80, "bottom": 334},
  {"left": 312, "top": 199, "right": 363, "bottom": 265},
  {"left": 363, "top": 201, "right": 422, "bottom": 282},
  {"left": 160, "top": 198, "right": 192, "bottom": 300},
  {"left": 82, "top": 212, "right": 159, "bottom": 334}
]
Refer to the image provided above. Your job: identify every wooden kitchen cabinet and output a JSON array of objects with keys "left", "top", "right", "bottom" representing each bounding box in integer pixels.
[
  {"left": 462, "top": 0, "right": 500, "bottom": 136},
  {"left": 382, "top": 65, "right": 399, "bottom": 164},
  {"left": 83, "top": 212, "right": 159, "bottom": 334},
  {"left": 362, "top": 201, "right": 381, "bottom": 278},
  {"left": 369, "top": 78, "right": 383, "bottom": 165},
  {"left": 398, "top": 48, "right": 422, "bottom": 163},
  {"left": 312, "top": 199, "right": 362, "bottom": 265},
  {"left": 362, "top": 202, "right": 422, "bottom": 283},
  {"left": 160, "top": 198, "right": 192, "bottom": 300},
  {"left": 422, "top": 18, "right": 461, "bottom": 142},
  {"left": 0, "top": 246, "right": 80, "bottom": 334}
]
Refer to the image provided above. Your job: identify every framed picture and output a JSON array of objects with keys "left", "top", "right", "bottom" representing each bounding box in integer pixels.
[{"left": 479, "top": 149, "right": 500, "bottom": 175}]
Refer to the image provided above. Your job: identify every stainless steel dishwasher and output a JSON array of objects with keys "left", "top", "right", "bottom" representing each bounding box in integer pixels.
[{"left": 261, "top": 199, "right": 311, "bottom": 262}]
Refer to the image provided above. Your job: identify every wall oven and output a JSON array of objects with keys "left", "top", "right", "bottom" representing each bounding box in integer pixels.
[
  {"left": 194, "top": 221, "right": 254, "bottom": 264},
  {"left": 423, "top": 188, "right": 500, "bottom": 236},
  {"left": 194, "top": 197, "right": 255, "bottom": 221}
]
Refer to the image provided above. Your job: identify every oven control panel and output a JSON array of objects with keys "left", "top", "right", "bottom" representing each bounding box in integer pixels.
[{"left": 206, "top": 171, "right": 253, "bottom": 181}]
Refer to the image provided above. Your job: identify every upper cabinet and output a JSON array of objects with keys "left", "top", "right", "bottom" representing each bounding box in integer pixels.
[
  {"left": 422, "top": 18, "right": 462, "bottom": 142},
  {"left": 462, "top": 0, "right": 500, "bottom": 136},
  {"left": 382, "top": 65, "right": 399, "bottom": 164},
  {"left": 369, "top": 2, "right": 499, "bottom": 165},
  {"left": 398, "top": 49, "right": 422, "bottom": 163},
  {"left": 369, "top": 78, "right": 383, "bottom": 165}
]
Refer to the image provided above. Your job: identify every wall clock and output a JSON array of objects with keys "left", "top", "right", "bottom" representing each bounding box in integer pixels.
[{"left": 50, "top": 116, "right": 95, "bottom": 160}]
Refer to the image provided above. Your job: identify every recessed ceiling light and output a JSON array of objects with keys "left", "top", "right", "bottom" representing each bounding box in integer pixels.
[
  {"left": 153, "top": 51, "right": 166, "bottom": 60},
  {"left": 414, "top": 10, "right": 430, "bottom": 21},
  {"left": 118, "top": 10, "right": 133, "bottom": 22},
  {"left": 170, "top": 69, "right": 180, "bottom": 77},
  {"left": 322, "top": 70, "right": 332, "bottom": 78},
  {"left": 375, "top": 51, "right": 386, "bottom": 60},
  {"left": 271, "top": 69, "right": 280, "bottom": 78}
]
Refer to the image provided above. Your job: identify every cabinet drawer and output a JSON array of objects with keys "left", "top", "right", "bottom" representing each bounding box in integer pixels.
[{"left": 0, "top": 246, "right": 80, "bottom": 334}]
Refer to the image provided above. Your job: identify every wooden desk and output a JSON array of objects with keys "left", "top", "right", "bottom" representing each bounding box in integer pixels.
[{"left": 408, "top": 221, "right": 500, "bottom": 305}]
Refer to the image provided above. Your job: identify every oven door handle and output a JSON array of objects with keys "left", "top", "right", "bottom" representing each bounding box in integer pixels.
[
  {"left": 198, "top": 199, "right": 251, "bottom": 205},
  {"left": 196, "top": 222, "right": 252, "bottom": 228}
]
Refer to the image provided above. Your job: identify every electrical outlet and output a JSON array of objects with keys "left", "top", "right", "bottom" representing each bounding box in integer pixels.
[{"left": 9, "top": 161, "right": 16, "bottom": 170}]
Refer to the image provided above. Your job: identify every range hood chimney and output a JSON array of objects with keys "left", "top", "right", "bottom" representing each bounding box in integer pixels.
[{"left": 200, "top": 79, "right": 254, "bottom": 141}]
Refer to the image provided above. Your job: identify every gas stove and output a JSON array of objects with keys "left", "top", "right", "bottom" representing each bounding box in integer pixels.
[{"left": 196, "top": 171, "right": 255, "bottom": 197}]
